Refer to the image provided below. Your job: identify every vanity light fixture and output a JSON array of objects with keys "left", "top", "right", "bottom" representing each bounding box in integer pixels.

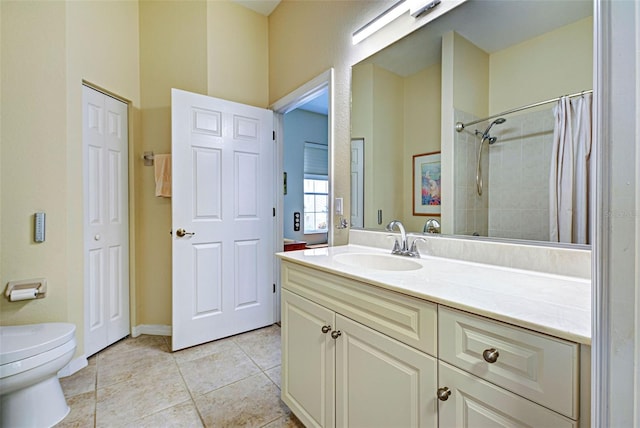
[
  {"left": 410, "top": 0, "right": 441, "bottom": 18},
  {"left": 351, "top": 0, "right": 442, "bottom": 45},
  {"left": 352, "top": 0, "right": 409, "bottom": 45}
]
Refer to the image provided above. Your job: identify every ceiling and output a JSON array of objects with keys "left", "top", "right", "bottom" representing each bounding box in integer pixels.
[
  {"left": 360, "top": 0, "right": 593, "bottom": 77},
  {"left": 232, "top": 0, "right": 281, "bottom": 16}
]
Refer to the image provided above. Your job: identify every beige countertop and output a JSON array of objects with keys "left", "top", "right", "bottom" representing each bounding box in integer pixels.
[{"left": 277, "top": 244, "right": 591, "bottom": 345}]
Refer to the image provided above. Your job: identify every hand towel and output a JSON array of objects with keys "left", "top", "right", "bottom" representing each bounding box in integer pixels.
[{"left": 154, "top": 154, "right": 172, "bottom": 197}]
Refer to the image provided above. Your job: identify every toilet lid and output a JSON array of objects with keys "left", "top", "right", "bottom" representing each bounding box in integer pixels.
[{"left": 0, "top": 323, "right": 76, "bottom": 365}]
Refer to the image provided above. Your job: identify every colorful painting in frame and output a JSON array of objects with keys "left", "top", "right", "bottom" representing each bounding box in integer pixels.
[{"left": 413, "top": 152, "right": 441, "bottom": 216}]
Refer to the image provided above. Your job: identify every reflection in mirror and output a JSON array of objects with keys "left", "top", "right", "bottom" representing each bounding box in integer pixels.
[{"left": 351, "top": 0, "right": 593, "bottom": 245}]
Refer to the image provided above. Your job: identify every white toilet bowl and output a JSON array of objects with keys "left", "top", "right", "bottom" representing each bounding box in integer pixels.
[{"left": 0, "top": 323, "right": 77, "bottom": 427}]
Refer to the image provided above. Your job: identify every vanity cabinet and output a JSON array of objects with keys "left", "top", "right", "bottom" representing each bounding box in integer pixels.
[
  {"left": 281, "top": 261, "right": 439, "bottom": 428},
  {"left": 280, "top": 260, "right": 589, "bottom": 428},
  {"left": 437, "top": 307, "right": 580, "bottom": 427},
  {"left": 437, "top": 362, "right": 577, "bottom": 427}
]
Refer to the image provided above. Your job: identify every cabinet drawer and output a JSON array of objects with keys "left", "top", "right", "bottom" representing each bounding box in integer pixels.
[
  {"left": 281, "top": 261, "right": 437, "bottom": 356},
  {"left": 438, "top": 361, "right": 577, "bottom": 428},
  {"left": 439, "top": 306, "right": 579, "bottom": 419}
]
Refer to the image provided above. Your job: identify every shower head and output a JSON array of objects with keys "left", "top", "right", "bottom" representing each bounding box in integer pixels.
[
  {"left": 482, "top": 117, "right": 506, "bottom": 137},
  {"left": 475, "top": 117, "right": 506, "bottom": 145}
]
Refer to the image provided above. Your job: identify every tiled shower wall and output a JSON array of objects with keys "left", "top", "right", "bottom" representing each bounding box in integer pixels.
[
  {"left": 487, "top": 108, "right": 554, "bottom": 241},
  {"left": 454, "top": 107, "right": 555, "bottom": 241},
  {"left": 453, "top": 110, "right": 489, "bottom": 236}
]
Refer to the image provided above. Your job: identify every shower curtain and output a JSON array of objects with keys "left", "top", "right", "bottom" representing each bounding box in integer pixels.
[{"left": 549, "top": 93, "right": 593, "bottom": 244}]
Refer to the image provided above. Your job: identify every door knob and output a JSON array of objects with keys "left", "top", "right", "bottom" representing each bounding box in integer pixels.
[
  {"left": 176, "top": 228, "right": 195, "bottom": 237},
  {"left": 321, "top": 325, "right": 331, "bottom": 334},
  {"left": 331, "top": 330, "right": 342, "bottom": 339}
]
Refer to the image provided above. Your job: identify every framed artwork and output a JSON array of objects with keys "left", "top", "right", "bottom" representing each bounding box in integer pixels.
[{"left": 413, "top": 152, "right": 441, "bottom": 216}]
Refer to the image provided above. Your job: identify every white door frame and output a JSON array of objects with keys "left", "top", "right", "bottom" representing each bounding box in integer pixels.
[{"left": 271, "top": 69, "right": 335, "bottom": 323}]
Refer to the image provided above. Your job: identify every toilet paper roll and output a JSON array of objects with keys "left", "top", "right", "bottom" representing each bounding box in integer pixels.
[{"left": 9, "top": 288, "right": 38, "bottom": 301}]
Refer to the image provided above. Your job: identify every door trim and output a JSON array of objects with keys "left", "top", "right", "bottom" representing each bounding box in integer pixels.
[{"left": 270, "top": 68, "right": 335, "bottom": 324}]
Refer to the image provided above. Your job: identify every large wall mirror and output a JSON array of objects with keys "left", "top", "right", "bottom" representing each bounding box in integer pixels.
[{"left": 351, "top": 0, "right": 593, "bottom": 246}]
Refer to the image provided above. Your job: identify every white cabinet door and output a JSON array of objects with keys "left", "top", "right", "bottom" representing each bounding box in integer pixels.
[
  {"left": 335, "top": 314, "right": 438, "bottom": 428},
  {"left": 437, "top": 362, "right": 577, "bottom": 428},
  {"left": 282, "top": 289, "right": 336, "bottom": 428}
]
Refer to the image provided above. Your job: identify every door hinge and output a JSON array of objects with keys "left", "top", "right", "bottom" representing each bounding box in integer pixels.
[
  {"left": 273, "top": 207, "right": 276, "bottom": 217},
  {"left": 273, "top": 284, "right": 276, "bottom": 293}
]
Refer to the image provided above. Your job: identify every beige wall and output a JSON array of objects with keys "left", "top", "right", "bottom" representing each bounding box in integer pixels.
[
  {"left": 137, "top": 0, "right": 208, "bottom": 327},
  {"left": 0, "top": 0, "right": 268, "bottom": 354},
  {"left": 207, "top": 0, "right": 269, "bottom": 107},
  {"left": 489, "top": 17, "right": 593, "bottom": 114},
  {"left": 136, "top": 0, "right": 268, "bottom": 326},
  {"left": 403, "top": 63, "right": 441, "bottom": 232},
  {"left": 1, "top": 1, "right": 69, "bottom": 326},
  {"left": 269, "top": 0, "right": 397, "bottom": 245},
  {"left": 0, "top": 0, "right": 141, "bottom": 357}
]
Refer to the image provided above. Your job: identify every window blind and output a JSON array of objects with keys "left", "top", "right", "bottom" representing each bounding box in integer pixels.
[{"left": 303, "top": 141, "right": 328, "bottom": 176}]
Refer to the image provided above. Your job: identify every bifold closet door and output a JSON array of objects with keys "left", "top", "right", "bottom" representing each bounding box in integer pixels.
[{"left": 83, "top": 85, "right": 130, "bottom": 357}]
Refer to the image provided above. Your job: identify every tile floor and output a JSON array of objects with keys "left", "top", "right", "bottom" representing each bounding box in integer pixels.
[{"left": 57, "top": 324, "right": 304, "bottom": 427}]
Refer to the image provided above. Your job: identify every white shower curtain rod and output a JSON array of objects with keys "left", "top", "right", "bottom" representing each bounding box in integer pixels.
[{"left": 455, "top": 89, "right": 593, "bottom": 132}]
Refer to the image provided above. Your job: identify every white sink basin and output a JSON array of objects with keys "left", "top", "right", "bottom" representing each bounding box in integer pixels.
[{"left": 333, "top": 253, "right": 423, "bottom": 271}]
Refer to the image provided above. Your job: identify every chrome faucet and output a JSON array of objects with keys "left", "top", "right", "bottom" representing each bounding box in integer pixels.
[
  {"left": 424, "top": 218, "right": 441, "bottom": 234},
  {"left": 385, "top": 220, "right": 423, "bottom": 257},
  {"left": 386, "top": 220, "right": 407, "bottom": 254}
]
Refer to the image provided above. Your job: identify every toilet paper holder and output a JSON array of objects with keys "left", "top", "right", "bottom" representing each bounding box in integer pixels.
[{"left": 4, "top": 278, "right": 47, "bottom": 301}]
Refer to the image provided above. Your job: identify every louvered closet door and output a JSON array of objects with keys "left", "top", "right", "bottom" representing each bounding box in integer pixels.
[{"left": 83, "top": 85, "right": 130, "bottom": 357}]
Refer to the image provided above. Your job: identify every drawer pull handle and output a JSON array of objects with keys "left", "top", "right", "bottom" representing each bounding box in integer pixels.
[
  {"left": 331, "top": 330, "right": 342, "bottom": 339},
  {"left": 437, "top": 387, "right": 451, "bottom": 401},
  {"left": 483, "top": 348, "right": 500, "bottom": 363},
  {"left": 321, "top": 325, "right": 331, "bottom": 334}
]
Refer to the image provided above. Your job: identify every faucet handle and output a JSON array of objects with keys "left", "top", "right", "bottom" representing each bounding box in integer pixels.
[
  {"left": 386, "top": 235, "right": 402, "bottom": 254},
  {"left": 409, "top": 237, "right": 426, "bottom": 258}
]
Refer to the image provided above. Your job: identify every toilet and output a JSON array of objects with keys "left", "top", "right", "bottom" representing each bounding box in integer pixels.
[{"left": 0, "top": 323, "right": 77, "bottom": 427}]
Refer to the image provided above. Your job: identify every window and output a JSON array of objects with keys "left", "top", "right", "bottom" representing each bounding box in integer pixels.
[{"left": 303, "top": 178, "right": 328, "bottom": 233}]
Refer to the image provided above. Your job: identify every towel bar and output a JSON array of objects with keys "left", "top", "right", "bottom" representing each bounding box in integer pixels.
[{"left": 142, "top": 151, "right": 154, "bottom": 166}]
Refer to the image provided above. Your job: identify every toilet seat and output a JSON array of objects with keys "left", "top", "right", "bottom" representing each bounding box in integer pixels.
[{"left": 0, "top": 323, "right": 76, "bottom": 378}]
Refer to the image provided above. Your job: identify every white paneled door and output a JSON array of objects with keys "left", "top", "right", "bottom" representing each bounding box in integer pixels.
[
  {"left": 83, "top": 85, "right": 130, "bottom": 357},
  {"left": 350, "top": 138, "right": 364, "bottom": 229},
  {"left": 171, "top": 89, "right": 275, "bottom": 351}
]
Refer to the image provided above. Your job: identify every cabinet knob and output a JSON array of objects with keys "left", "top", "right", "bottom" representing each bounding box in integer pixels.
[
  {"left": 482, "top": 348, "right": 500, "bottom": 363},
  {"left": 331, "top": 330, "right": 342, "bottom": 339},
  {"left": 437, "top": 387, "right": 451, "bottom": 401},
  {"left": 321, "top": 325, "right": 331, "bottom": 334}
]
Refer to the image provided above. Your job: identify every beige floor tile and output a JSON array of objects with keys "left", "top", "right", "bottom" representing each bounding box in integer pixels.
[
  {"left": 265, "top": 365, "right": 281, "bottom": 390},
  {"left": 178, "top": 341, "right": 261, "bottom": 396},
  {"left": 60, "top": 357, "right": 97, "bottom": 398},
  {"left": 261, "top": 413, "right": 306, "bottom": 428},
  {"left": 97, "top": 335, "right": 169, "bottom": 362},
  {"left": 55, "top": 391, "right": 96, "bottom": 428},
  {"left": 97, "top": 345, "right": 175, "bottom": 389},
  {"left": 172, "top": 335, "right": 236, "bottom": 365},
  {"left": 234, "top": 324, "right": 282, "bottom": 370},
  {"left": 131, "top": 400, "right": 204, "bottom": 428},
  {"left": 194, "top": 373, "right": 289, "bottom": 428},
  {"left": 96, "top": 363, "right": 190, "bottom": 427}
]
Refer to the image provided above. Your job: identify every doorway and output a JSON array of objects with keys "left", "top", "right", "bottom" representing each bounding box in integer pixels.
[
  {"left": 82, "top": 85, "right": 130, "bottom": 357},
  {"left": 272, "top": 69, "right": 334, "bottom": 322}
]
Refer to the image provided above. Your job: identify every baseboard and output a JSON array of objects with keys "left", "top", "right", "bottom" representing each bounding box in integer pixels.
[
  {"left": 132, "top": 324, "right": 172, "bottom": 337},
  {"left": 58, "top": 355, "right": 88, "bottom": 378}
]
